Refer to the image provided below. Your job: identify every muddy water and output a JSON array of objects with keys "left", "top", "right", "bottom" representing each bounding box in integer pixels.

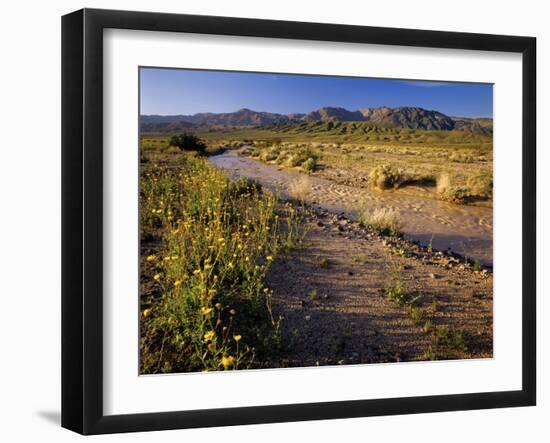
[{"left": 210, "top": 151, "right": 493, "bottom": 266}]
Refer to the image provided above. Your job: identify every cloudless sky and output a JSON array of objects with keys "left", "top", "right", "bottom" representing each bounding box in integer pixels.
[{"left": 140, "top": 67, "right": 493, "bottom": 118}]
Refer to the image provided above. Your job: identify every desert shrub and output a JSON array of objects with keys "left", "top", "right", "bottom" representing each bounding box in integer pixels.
[
  {"left": 467, "top": 172, "right": 493, "bottom": 198},
  {"left": 301, "top": 157, "right": 317, "bottom": 172},
  {"left": 369, "top": 164, "right": 408, "bottom": 190},
  {"left": 260, "top": 149, "right": 278, "bottom": 162},
  {"left": 288, "top": 176, "right": 311, "bottom": 203},
  {"left": 275, "top": 151, "right": 289, "bottom": 165},
  {"left": 286, "top": 147, "right": 318, "bottom": 168},
  {"left": 168, "top": 133, "right": 207, "bottom": 154},
  {"left": 358, "top": 207, "right": 402, "bottom": 237},
  {"left": 448, "top": 151, "right": 475, "bottom": 163},
  {"left": 438, "top": 172, "right": 492, "bottom": 203}
]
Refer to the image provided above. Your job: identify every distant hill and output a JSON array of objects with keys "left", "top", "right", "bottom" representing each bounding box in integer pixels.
[{"left": 140, "top": 106, "right": 492, "bottom": 134}]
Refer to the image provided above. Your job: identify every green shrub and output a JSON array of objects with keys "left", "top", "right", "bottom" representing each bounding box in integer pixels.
[
  {"left": 301, "top": 157, "right": 317, "bottom": 171},
  {"left": 369, "top": 164, "right": 407, "bottom": 189},
  {"left": 169, "top": 133, "right": 206, "bottom": 154}
]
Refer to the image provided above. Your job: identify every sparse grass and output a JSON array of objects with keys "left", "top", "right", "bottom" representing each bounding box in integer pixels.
[
  {"left": 352, "top": 254, "right": 368, "bottom": 265},
  {"left": 358, "top": 207, "right": 403, "bottom": 237},
  {"left": 422, "top": 319, "right": 433, "bottom": 334},
  {"left": 385, "top": 269, "right": 407, "bottom": 306},
  {"left": 473, "top": 259, "right": 482, "bottom": 272},
  {"left": 319, "top": 258, "right": 329, "bottom": 268},
  {"left": 288, "top": 176, "right": 311, "bottom": 203},
  {"left": 308, "top": 289, "right": 318, "bottom": 301},
  {"left": 424, "top": 325, "right": 468, "bottom": 360},
  {"left": 408, "top": 307, "right": 423, "bottom": 325},
  {"left": 140, "top": 153, "right": 303, "bottom": 373},
  {"left": 430, "top": 297, "right": 440, "bottom": 313}
]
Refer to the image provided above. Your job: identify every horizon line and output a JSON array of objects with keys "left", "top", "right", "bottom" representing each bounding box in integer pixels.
[{"left": 139, "top": 105, "right": 493, "bottom": 119}]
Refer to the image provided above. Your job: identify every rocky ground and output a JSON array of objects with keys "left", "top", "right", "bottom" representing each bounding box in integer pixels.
[{"left": 264, "top": 207, "right": 493, "bottom": 367}]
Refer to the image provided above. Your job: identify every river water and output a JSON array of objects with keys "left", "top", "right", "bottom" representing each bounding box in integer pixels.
[{"left": 210, "top": 151, "right": 493, "bottom": 266}]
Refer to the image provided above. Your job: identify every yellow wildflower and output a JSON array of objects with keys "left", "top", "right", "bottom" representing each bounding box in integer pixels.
[
  {"left": 201, "top": 307, "right": 213, "bottom": 316},
  {"left": 221, "top": 355, "right": 235, "bottom": 369},
  {"left": 229, "top": 309, "right": 236, "bottom": 316},
  {"left": 203, "top": 330, "right": 215, "bottom": 342},
  {"left": 215, "top": 303, "right": 222, "bottom": 309},
  {"left": 233, "top": 335, "right": 242, "bottom": 342},
  {"left": 153, "top": 273, "right": 161, "bottom": 281},
  {"left": 174, "top": 280, "right": 182, "bottom": 287},
  {"left": 217, "top": 237, "right": 225, "bottom": 243},
  {"left": 266, "top": 256, "right": 273, "bottom": 261},
  {"left": 146, "top": 255, "right": 156, "bottom": 262},
  {"left": 143, "top": 308, "right": 152, "bottom": 318}
]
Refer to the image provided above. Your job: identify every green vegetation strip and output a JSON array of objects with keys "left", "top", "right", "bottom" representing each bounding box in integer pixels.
[{"left": 140, "top": 153, "right": 303, "bottom": 373}]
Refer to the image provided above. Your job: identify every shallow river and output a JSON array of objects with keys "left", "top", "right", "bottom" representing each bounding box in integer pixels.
[{"left": 210, "top": 151, "right": 493, "bottom": 266}]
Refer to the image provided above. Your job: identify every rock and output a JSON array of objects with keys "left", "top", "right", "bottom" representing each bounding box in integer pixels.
[
  {"left": 305, "top": 315, "right": 311, "bottom": 321},
  {"left": 429, "top": 273, "right": 437, "bottom": 279}
]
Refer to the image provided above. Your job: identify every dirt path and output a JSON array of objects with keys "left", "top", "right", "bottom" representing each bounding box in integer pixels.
[
  {"left": 210, "top": 151, "right": 493, "bottom": 265},
  {"left": 264, "top": 209, "right": 493, "bottom": 367}
]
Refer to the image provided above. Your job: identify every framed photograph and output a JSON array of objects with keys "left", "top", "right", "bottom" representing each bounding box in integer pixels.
[{"left": 61, "top": 8, "right": 536, "bottom": 434}]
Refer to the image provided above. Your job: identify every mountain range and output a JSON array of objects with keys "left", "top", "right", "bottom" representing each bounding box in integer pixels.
[{"left": 140, "top": 106, "right": 492, "bottom": 135}]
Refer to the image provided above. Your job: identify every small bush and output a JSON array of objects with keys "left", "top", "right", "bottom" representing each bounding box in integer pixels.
[
  {"left": 386, "top": 273, "right": 407, "bottom": 306},
  {"left": 408, "top": 307, "right": 423, "bottom": 325},
  {"left": 437, "top": 173, "right": 469, "bottom": 204},
  {"left": 260, "top": 149, "right": 278, "bottom": 162},
  {"left": 168, "top": 133, "right": 206, "bottom": 154},
  {"left": 467, "top": 172, "right": 493, "bottom": 199},
  {"left": 301, "top": 157, "right": 317, "bottom": 171},
  {"left": 286, "top": 147, "right": 318, "bottom": 168},
  {"left": 369, "top": 164, "right": 407, "bottom": 190},
  {"left": 288, "top": 176, "right": 311, "bottom": 203},
  {"left": 358, "top": 208, "right": 402, "bottom": 237}
]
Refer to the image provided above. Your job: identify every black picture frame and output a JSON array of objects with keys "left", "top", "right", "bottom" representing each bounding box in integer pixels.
[{"left": 62, "top": 8, "right": 536, "bottom": 435}]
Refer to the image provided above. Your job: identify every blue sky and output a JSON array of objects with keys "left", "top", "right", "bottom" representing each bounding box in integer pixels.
[{"left": 140, "top": 67, "right": 493, "bottom": 118}]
